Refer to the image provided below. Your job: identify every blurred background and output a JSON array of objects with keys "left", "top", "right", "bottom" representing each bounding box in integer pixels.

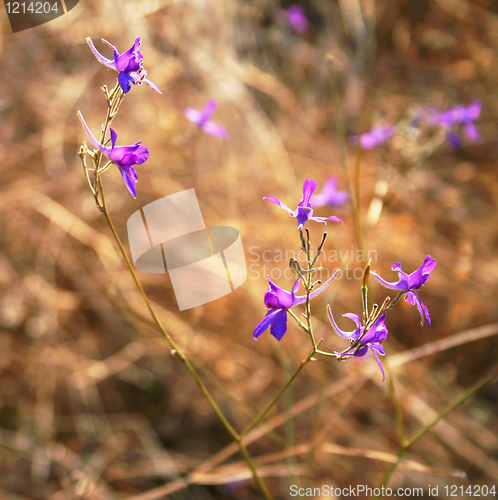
[{"left": 1, "top": 0, "right": 498, "bottom": 498}]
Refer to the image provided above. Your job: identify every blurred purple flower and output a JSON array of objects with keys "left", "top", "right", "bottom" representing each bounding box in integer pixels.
[
  {"left": 431, "top": 100, "right": 482, "bottom": 147},
  {"left": 328, "top": 307, "right": 389, "bottom": 380},
  {"left": 254, "top": 271, "right": 338, "bottom": 341},
  {"left": 352, "top": 124, "right": 394, "bottom": 149},
  {"left": 264, "top": 179, "right": 343, "bottom": 231},
  {"left": 184, "top": 100, "right": 229, "bottom": 139},
  {"left": 372, "top": 255, "right": 437, "bottom": 326},
  {"left": 312, "top": 177, "right": 349, "bottom": 208},
  {"left": 286, "top": 5, "right": 309, "bottom": 33},
  {"left": 87, "top": 37, "right": 161, "bottom": 94},
  {"left": 78, "top": 111, "right": 149, "bottom": 198}
]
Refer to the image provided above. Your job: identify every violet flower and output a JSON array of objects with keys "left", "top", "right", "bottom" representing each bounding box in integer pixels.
[
  {"left": 286, "top": 5, "right": 309, "bottom": 33},
  {"left": 78, "top": 111, "right": 149, "bottom": 198},
  {"left": 184, "top": 100, "right": 229, "bottom": 139},
  {"left": 87, "top": 37, "right": 161, "bottom": 94},
  {"left": 264, "top": 179, "right": 343, "bottom": 231},
  {"left": 254, "top": 271, "right": 338, "bottom": 341},
  {"left": 312, "top": 177, "right": 349, "bottom": 208},
  {"left": 328, "top": 307, "right": 389, "bottom": 380},
  {"left": 431, "top": 100, "right": 481, "bottom": 147},
  {"left": 372, "top": 255, "right": 437, "bottom": 326},
  {"left": 352, "top": 124, "right": 394, "bottom": 149}
]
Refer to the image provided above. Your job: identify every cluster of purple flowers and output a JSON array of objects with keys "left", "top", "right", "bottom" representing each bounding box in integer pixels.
[
  {"left": 353, "top": 100, "right": 482, "bottom": 151},
  {"left": 80, "top": 38, "right": 229, "bottom": 198},
  {"left": 255, "top": 179, "right": 437, "bottom": 379}
]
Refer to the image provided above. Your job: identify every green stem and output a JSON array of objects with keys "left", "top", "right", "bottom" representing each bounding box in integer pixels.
[
  {"left": 375, "top": 365, "right": 498, "bottom": 498},
  {"left": 241, "top": 347, "right": 316, "bottom": 438},
  {"left": 85, "top": 95, "right": 273, "bottom": 500},
  {"left": 101, "top": 203, "right": 272, "bottom": 500}
]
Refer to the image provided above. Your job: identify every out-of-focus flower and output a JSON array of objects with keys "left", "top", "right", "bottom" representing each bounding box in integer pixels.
[
  {"left": 312, "top": 177, "right": 349, "bottom": 207},
  {"left": 328, "top": 307, "right": 389, "bottom": 380},
  {"left": 184, "top": 99, "right": 229, "bottom": 139},
  {"left": 371, "top": 255, "right": 437, "bottom": 326},
  {"left": 352, "top": 124, "right": 394, "bottom": 149},
  {"left": 430, "top": 100, "right": 482, "bottom": 147},
  {"left": 264, "top": 179, "right": 343, "bottom": 231},
  {"left": 78, "top": 111, "right": 149, "bottom": 198},
  {"left": 87, "top": 37, "right": 161, "bottom": 94},
  {"left": 286, "top": 5, "right": 309, "bottom": 33},
  {"left": 254, "top": 271, "right": 338, "bottom": 341}
]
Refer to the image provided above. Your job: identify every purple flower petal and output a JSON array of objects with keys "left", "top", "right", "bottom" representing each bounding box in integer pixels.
[
  {"left": 202, "top": 121, "right": 230, "bottom": 140},
  {"left": 447, "top": 131, "right": 462, "bottom": 148},
  {"left": 86, "top": 37, "right": 118, "bottom": 71},
  {"left": 185, "top": 100, "right": 227, "bottom": 138},
  {"left": 405, "top": 291, "right": 431, "bottom": 326},
  {"left": 327, "top": 305, "right": 360, "bottom": 340},
  {"left": 77, "top": 112, "right": 111, "bottom": 156},
  {"left": 118, "top": 71, "right": 135, "bottom": 94},
  {"left": 254, "top": 309, "right": 283, "bottom": 339},
  {"left": 286, "top": 5, "right": 309, "bottom": 33},
  {"left": 120, "top": 166, "right": 138, "bottom": 198},
  {"left": 300, "top": 179, "right": 317, "bottom": 207},
  {"left": 87, "top": 37, "right": 160, "bottom": 94},
  {"left": 115, "top": 37, "right": 142, "bottom": 73},
  {"left": 270, "top": 309, "right": 288, "bottom": 340},
  {"left": 199, "top": 99, "right": 218, "bottom": 124},
  {"left": 184, "top": 107, "right": 204, "bottom": 125},
  {"left": 310, "top": 215, "right": 344, "bottom": 225},
  {"left": 369, "top": 345, "right": 386, "bottom": 380},
  {"left": 312, "top": 177, "right": 349, "bottom": 207},
  {"left": 355, "top": 125, "right": 394, "bottom": 149},
  {"left": 78, "top": 114, "right": 148, "bottom": 197},
  {"left": 265, "top": 179, "right": 343, "bottom": 230},
  {"left": 141, "top": 77, "right": 162, "bottom": 94},
  {"left": 263, "top": 196, "right": 296, "bottom": 216},
  {"left": 464, "top": 122, "right": 481, "bottom": 142}
]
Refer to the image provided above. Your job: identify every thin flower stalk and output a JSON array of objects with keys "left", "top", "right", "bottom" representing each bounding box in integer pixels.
[{"left": 79, "top": 38, "right": 273, "bottom": 499}]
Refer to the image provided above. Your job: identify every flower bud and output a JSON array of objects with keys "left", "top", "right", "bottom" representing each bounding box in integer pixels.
[
  {"left": 289, "top": 258, "right": 305, "bottom": 279},
  {"left": 362, "top": 258, "right": 372, "bottom": 288}
]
